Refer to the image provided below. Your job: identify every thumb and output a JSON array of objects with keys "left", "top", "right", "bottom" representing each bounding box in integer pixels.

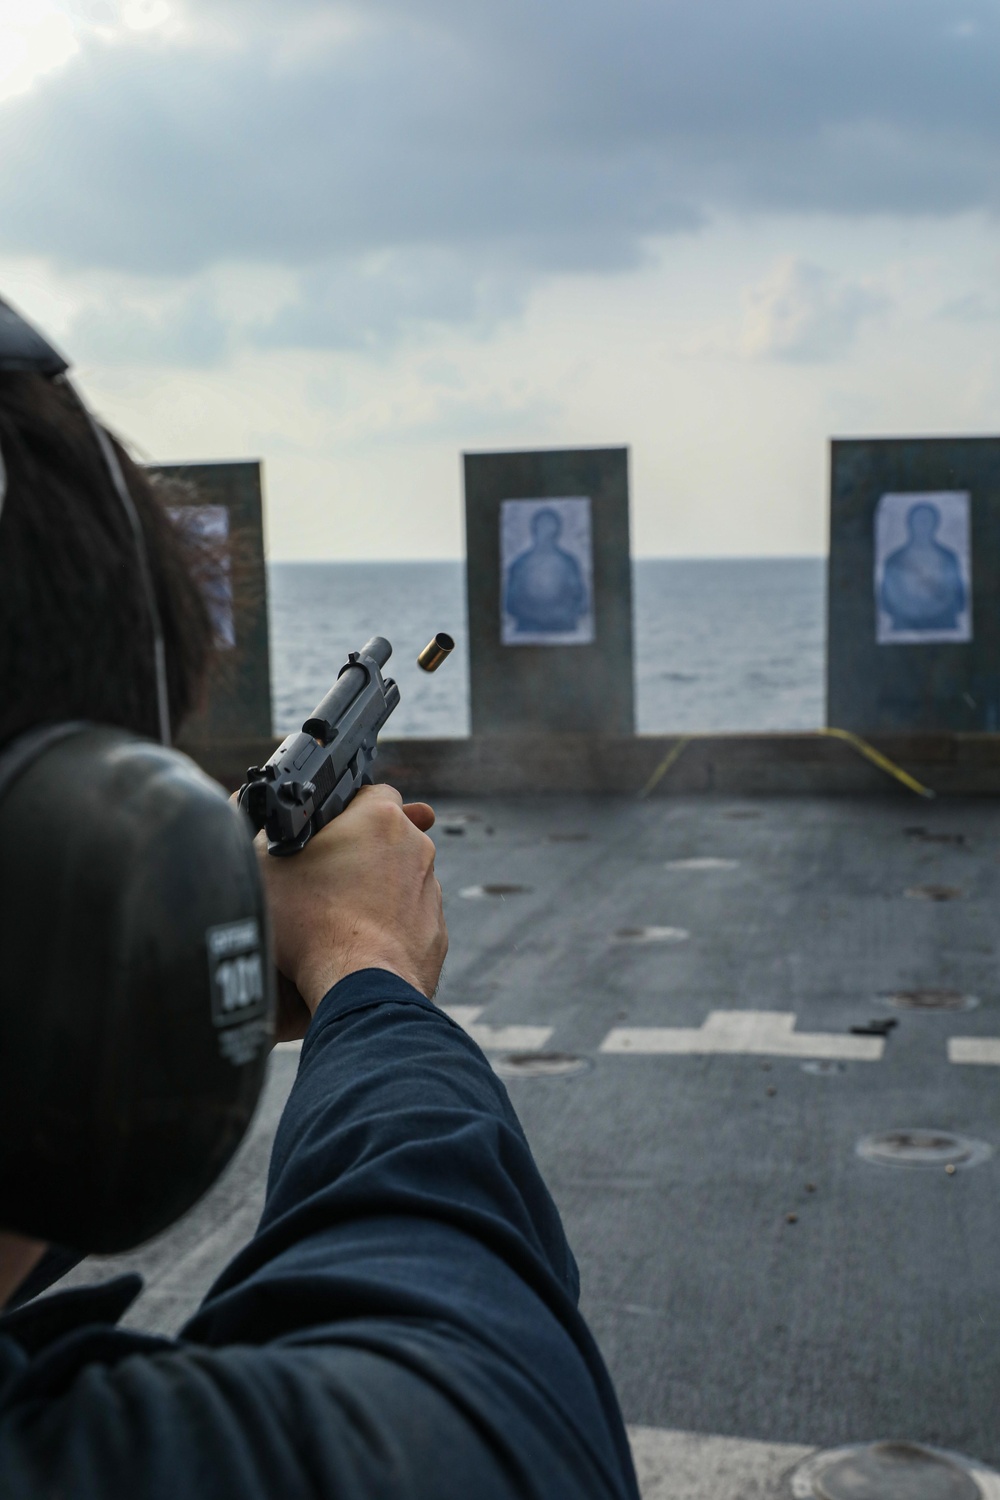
[{"left": 403, "top": 801, "right": 436, "bottom": 832}]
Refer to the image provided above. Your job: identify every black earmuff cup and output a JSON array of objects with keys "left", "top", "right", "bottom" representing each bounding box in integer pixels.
[{"left": 0, "top": 726, "right": 274, "bottom": 1251}]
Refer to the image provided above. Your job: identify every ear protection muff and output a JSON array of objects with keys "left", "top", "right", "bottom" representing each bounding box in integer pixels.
[{"left": 0, "top": 724, "right": 275, "bottom": 1253}]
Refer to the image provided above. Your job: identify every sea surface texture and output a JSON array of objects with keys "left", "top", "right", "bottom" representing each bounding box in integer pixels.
[{"left": 269, "top": 558, "right": 825, "bottom": 736}]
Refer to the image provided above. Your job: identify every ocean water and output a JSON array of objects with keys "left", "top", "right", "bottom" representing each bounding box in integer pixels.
[{"left": 268, "top": 558, "right": 826, "bottom": 736}]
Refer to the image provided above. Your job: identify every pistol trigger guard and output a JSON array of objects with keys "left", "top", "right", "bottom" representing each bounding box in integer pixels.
[{"left": 267, "top": 827, "right": 312, "bottom": 857}]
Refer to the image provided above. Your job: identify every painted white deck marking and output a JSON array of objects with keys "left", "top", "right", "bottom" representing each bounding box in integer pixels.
[
  {"left": 664, "top": 858, "right": 740, "bottom": 870},
  {"left": 441, "top": 1004, "right": 553, "bottom": 1052},
  {"left": 612, "top": 926, "right": 690, "bottom": 944},
  {"left": 949, "top": 1037, "right": 1000, "bottom": 1065},
  {"left": 283, "top": 1021, "right": 1000, "bottom": 1069},
  {"left": 601, "top": 1010, "right": 884, "bottom": 1061}
]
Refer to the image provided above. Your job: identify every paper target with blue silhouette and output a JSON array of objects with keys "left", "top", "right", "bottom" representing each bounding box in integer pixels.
[
  {"left": 500, "top": 497, "right": 595, "bottom": 646},
  {"left": 874, "top": 491, "right": 972, "bottom": 645}
]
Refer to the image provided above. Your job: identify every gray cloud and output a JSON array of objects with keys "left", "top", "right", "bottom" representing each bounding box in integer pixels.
[
  {"left": 938, "top": 290, "right": 1000, "bottom": 323},
  {"left": 70, "top": 286, "right": 232, "bottom": 365},
  {"left": 4, "top": 0, "right": 999, "bottom": 352},
  {"left": 66, "top": 250, "right": 530, "bottom": 365},
  {"left": 742, "top": 258, "right": 889, "bottom": 362},
  {"left": 250, "top": 251, "right": 527, "bottom": 354}
]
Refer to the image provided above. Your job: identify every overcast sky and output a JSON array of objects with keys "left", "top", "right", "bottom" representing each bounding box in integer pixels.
[{"left": 2, "top": 0, "right": 999, "bottom": 557}]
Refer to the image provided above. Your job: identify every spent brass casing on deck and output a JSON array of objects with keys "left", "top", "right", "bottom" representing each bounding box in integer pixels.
[{"left": 417, "top": 632, "right": 455, "bottom": 672}]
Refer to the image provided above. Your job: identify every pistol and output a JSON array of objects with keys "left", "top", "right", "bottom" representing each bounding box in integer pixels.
[{"left": 239, "top": 636, "right": 400, "bottom": 856}]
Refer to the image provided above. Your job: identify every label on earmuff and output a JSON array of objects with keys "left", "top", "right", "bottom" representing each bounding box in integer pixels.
[{"left": 207, "top": 919, "right": 268, "bottom": 1065}]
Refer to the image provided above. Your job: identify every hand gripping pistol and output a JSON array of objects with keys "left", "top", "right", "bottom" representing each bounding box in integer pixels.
[{"left": 238, "top": 633, "right": 453, "bottom": 856}]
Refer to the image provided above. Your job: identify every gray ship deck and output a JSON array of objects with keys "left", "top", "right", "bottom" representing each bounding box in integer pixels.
[{"left": 59, "top": 793, "right": 1000, "bottom": 1496}]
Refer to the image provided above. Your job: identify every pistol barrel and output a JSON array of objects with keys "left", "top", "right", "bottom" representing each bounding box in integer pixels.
[
  {"left": 302, "top": 636, "right": 393, "bottom": 744},
  {"left": 360, "top": 635, "right": 392, "bottom": 669}
]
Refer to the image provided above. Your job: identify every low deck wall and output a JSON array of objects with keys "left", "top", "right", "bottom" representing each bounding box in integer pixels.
[{"left": 181, "top": 731, "right": 1000, "bottom": 799}]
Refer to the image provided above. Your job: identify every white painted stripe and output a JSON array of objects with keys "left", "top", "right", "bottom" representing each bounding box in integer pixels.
[
  {"left": 602, "top": 1011, "right": 884, "bottom": 1061},
  {"left": 287, "top": 1008, "right": 886, "bottom": 1064},
  {"left": 440, "top": 1004, "right": 553, "bottom": 1052},
  {"left": 664, "top": 857, "right": 740, "bottom": 870},
  {"left": 949, "top": 1037, "right": 1000, "bottom": 1065},
  {"left": 627, "top": 1426, "right": 812, "bottom": 1500},
  {"left": 282, "top": 1019, "right": 1000, "bottom": 1069},
  {"left": 613, "top": 926, "right": 690, "bottom": 944}
]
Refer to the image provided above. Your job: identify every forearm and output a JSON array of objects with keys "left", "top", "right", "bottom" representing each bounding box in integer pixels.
[
  {"left": 181, "top": 969, "right": 639, "bottom": 1500},
  {"left": 265, "top": 970, "right": 578, "bottom": 1294}
]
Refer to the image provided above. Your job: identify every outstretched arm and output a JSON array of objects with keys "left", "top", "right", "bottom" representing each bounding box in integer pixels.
[{"left": 187, "top": 785, "right": 638, "bottom": 1497}]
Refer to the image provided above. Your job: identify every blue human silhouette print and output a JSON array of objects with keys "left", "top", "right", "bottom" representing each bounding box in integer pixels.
[
  {"left": 500, "top": 497, "right": 595, "bottom": 645},
  {"left": 875, "top": 491, "right": 972, "bottom": 644},
  {"left": 505, "top": 509, "right": 586, "bottom": 631}
]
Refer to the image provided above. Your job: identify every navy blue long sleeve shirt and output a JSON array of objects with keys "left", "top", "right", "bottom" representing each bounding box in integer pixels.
[{"left": 0, "top": 970, "right": 640, "bottom": 1498}]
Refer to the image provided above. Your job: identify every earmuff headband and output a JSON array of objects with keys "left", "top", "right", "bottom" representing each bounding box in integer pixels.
[
  {"left": 72, "top": 399, "right": 172, "bottom": 746},
  {"left": 0, "top": 296, "right": 171, "bottom": 746},
  {"left": 0, "top": 722, "right": 90, "bottom": 803}
]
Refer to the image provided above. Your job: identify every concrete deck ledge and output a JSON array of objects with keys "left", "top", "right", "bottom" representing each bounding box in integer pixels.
[{"left": 181, "top": 730, "right": 1000, "bottom": 797}]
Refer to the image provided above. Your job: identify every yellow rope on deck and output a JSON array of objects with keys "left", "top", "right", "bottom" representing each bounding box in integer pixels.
[
  {"left": 639, "top": 737, "right": 692, "bottom": 799},
  {"left": 638, "top": 729, "right": 936, "bottom": 800},
  {"left": 821, "top": 728, "right": 935, "bottom": 799}
]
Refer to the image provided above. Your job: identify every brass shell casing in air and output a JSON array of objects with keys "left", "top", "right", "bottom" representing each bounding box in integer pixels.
[{"left": 417, "top": 633, "right": 455, "bottom": 673}]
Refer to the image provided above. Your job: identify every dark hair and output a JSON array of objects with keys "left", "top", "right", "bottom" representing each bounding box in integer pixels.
[{"left": 0, "top": 373, "right": 213, "bottom": 746}]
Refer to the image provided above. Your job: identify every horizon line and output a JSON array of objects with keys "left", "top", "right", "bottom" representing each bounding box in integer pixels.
[{"left": 268, "top": 552, "right": 827, "bottom": 565}]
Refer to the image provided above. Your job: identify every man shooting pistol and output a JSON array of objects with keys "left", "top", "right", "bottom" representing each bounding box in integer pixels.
[{"left": 0, "top": 289, "right": 639, "bottom": 1500}]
